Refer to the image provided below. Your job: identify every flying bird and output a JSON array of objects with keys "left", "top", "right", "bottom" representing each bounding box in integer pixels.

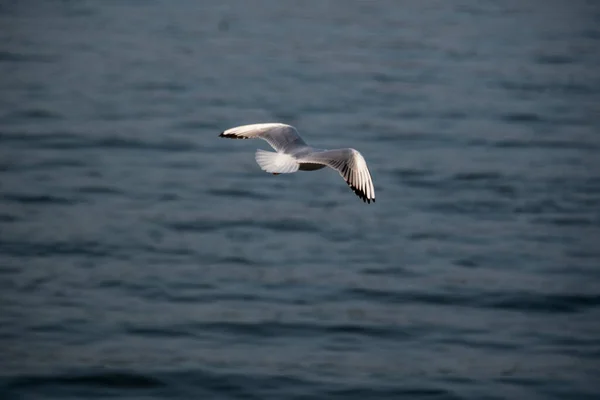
[{"left": 219, "top": 123, "right": 375, "bottom": 203}]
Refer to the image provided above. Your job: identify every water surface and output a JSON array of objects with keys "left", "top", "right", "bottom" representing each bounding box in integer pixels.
[{"left": 1, "top": 1, "right": 599, "bottom": 399}]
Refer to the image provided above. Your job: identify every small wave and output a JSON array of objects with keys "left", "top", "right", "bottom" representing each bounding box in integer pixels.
[
  {"left": 534, "top": 54, "right": 574, "bottom": 65},
  {"left": 426, "top": 199, "right": 511, "bottom": 216},
  {"left": 30, "top": 159, "right": 87, "bottom": 169},
  {"left": 514, "top": 199, "right": 565, "bottom": 215},
  {"left": 7, "top": 371, "right": 165, "bottom": 390},
  {"left": 361, "top": 266, "right": 416, "bottom": 277},
  {"left": 500, "top": 112, "right": 542, "bottom": 123},
  {"left": 486, "top": 292, "right": 600, "bottom": 313},
  {"left": 398, "top": 170, "right": 515, "bottom": 198},
  {"left": 0, "top": 51, "right": 56, "bottom": 63},
  {"left": 498, "top": 79, "right": 595, "bottom": 96},
  {"left": 0, "top": 131, "right": 77, "bottom": 144},
  {"left": 323, "top": 323, "right": 411, "bottom": 339},
  {"left": 77, "top": 185, "right": 124, "bottom": 196},
  {"left": 371, "top": 71, "right": 400, "bottom": 83},
  {"left": 0, "top": 239, "right": 114, "bottom": 258},
  {"left": 189, "top": 320, "right": 410, "bottom": 340},
  {"left": 439, "top": 336, "right": 519, "bottom": 351},
  {"left": 408, "top": 231, "right": 453, "bottom": 242},
  {"left": 167, "top": 218, "right": 320, "bottom": 234},
  {"left": 393, "top": 168, "right": 439, "bottom": 190},
  {"left": 453, "top": 257, "right": 480, "bottom": 268},
  {"left": 1, "top": 193, "right": 77, "bottom": 205},
  {"left": 348, "top": 288, "right": 599, "bottom": 314},
  {"left": 259, "top": 220, "right": 320, "bottom": 233},
  {"left": 168, "top": 219, "right": 246, "bottom": 233},
  {"left": 3, "top": 108, "right": 64, "bottom": 121},
  {"left": 533, "top": 216, "right": 597, "bottom": 227},
  {"left": 451, "top": 171, "right": 503, "bottom": 182},
  {"left": 218, "top": 255, "right": 257, "bottom": 265},
  {"left": 91, "top": 137, "right": 196, "bottom": 152},
  {"left": 3, "top": 368, "right": 457, "bottom": 399},
  {"left": 392, "top": 168, "right": 433, "bottom": 179},
  {"left": 347, "top": 287, "right": 471, "bottom": 307},
  {"left": 124, "top": 325, "right": 195, "bottom": 339},
  {"left": 581, "top": 28, "right": 600, "bottom": 39},
  {"left": 326, "top": 386, "right": 454, "bottom": 399},
  {"left": 493, "top": 139, "right": 598, "bottom": 150},
  {"left": 411, "top": 171, "right": 517, "bottom": 198},
  {"left": 0, "top": 131, "right": 196, "bottom": 152},
  {"left": 437, "top": 110, "right": 468, "bottom": 120},
  {"left": 0, "top": 213, "right": 18, "bottom": 223},
  {"left": 374, "top": 131, "right": 450, "bottom": 144},
  {"left": 208, "top": 188, "right": 269, "bottom": 200},
  {"left": 174, "top": 120, "right": 221, "bottom": 132},
  {"left": 132, "top": 81, "right": 187, "bottom": 93}
]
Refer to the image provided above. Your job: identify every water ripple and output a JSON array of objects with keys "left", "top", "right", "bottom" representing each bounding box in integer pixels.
[
  {"left": 2, "top": 1, "right": 599, "bottom": 399},
  {"left": 6, "top": 372, "right": 165, "bottom": 390},
  {"left": 167, "top": 218, "right": 321, "bottom": 234},
  {"left": 0, "top": 131, "right": 196, "bottom": 152},
  {"left": 348, "top": 288, "right": 600, "bottom": 314},
  {"left": 1, "top": 193, "right": 77, "bottom": 205}
]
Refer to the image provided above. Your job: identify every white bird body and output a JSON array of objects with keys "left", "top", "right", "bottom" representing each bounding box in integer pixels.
[{"left": 219, "top": 123, "right": 375, "bottom": 203}]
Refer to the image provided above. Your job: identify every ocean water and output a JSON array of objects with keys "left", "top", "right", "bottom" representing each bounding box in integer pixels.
[{"left": 1, "top": 1, "right": 599, "bottom": 399}]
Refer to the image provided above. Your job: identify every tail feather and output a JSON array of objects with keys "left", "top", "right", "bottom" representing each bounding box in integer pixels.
[{"left": 255, "top": 150, "right": 299, "bottom": 174}]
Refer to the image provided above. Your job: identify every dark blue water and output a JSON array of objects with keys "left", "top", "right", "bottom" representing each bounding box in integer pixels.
[{"left": 1, "top": 1, "right": 599, "bottom": 399}]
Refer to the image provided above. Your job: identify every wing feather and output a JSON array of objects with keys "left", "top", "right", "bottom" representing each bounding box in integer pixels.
[
  {"left": 297, "top": 148, "right": 375, "bottom": 203},
  {"left": 219, "top": 123, "right": 307, "bottom": 153}
]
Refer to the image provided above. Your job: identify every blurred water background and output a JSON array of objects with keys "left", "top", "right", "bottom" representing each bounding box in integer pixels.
[{"left": 1, "top": 1, "right": 599, "bottom": 399}]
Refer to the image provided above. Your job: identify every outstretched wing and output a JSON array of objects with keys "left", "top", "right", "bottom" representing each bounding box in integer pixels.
[
  {"left": 219, "top": 123, "right": 307, "bottom": 153},
  {"left": 297, "top": 148, "right": 375, "bottom": 204}
]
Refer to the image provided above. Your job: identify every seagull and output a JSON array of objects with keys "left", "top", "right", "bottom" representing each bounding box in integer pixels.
[{"left": 219, "top": 123, "right": 375, "bottom": 203}]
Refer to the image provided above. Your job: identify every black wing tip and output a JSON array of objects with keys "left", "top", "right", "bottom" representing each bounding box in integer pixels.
[
  {"left": 219, "top": 132, "right": 249, "bottom": 139},
  {"left": 346, "top": 181, "right": 374, "bottom": 204}
]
